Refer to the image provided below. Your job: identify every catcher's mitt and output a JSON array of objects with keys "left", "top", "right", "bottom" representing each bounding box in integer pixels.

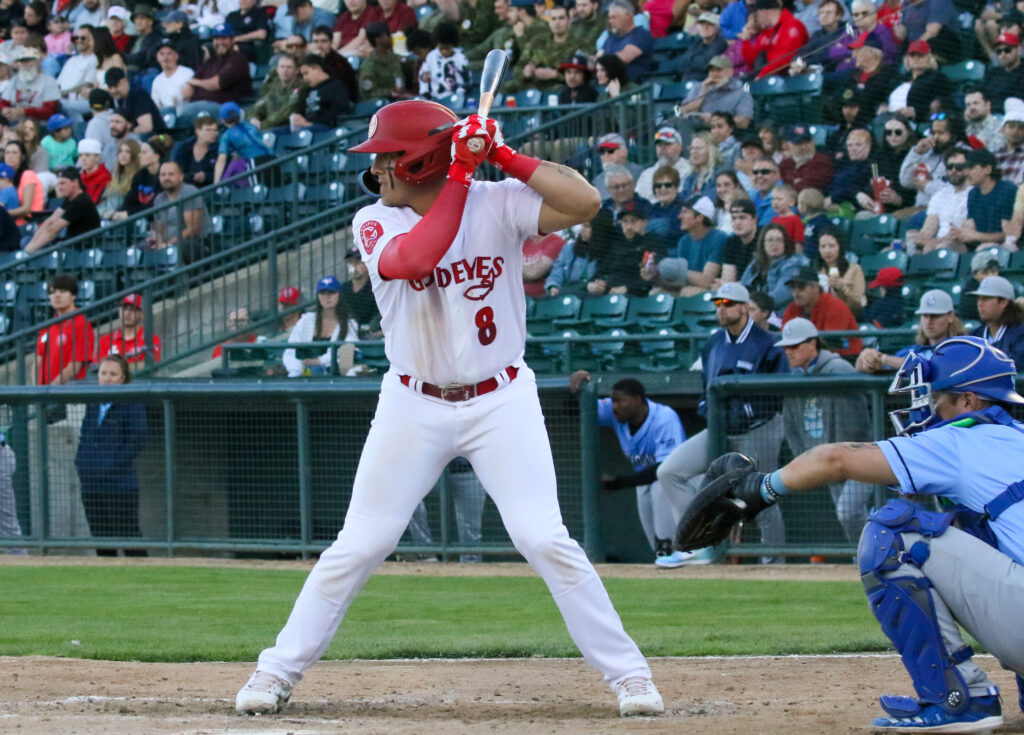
[{"left": 674, "top": 452, "right": 772, "bottom": 552}]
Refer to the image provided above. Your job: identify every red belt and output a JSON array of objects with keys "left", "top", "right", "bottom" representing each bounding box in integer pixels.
[{"left": 399, "top": 366, "right": 519, "bottom": 402}]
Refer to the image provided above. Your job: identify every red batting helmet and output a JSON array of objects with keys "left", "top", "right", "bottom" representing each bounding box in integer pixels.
[{"left": 349, "top": 100, "right": 458, "bottom": 194}]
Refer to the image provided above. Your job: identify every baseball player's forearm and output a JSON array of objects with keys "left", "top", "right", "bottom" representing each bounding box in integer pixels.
[
  {"left": 530, "top": 162, "right": 602, "bottom": 231},
  {"left": 778, "top": 442, "right": 897, "bottom": 492}
]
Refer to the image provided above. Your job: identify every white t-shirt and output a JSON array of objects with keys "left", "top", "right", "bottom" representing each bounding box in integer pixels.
[
  {"left": 150, "top": 66, "right": 195, "bottom": 110},
  {"left": 56, "top": 53, "right": 98, "bottom": 95},
  {"left": 925, "top": 182, "right": 972, "bottom": 238},
  {"left": 352, "top": 178, "right": 543, "bottom": 386}
]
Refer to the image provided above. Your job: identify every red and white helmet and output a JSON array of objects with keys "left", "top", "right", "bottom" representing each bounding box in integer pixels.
[{"left": 349, "top": 100, "right": 458, "bottom": 194}]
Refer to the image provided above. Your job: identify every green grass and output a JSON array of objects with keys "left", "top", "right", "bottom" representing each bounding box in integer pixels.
[{"left": 0, "top": 567, "right": 889, "bottom": 662}]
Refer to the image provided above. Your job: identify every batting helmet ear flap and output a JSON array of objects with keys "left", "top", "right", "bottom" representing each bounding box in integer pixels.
[{"left": 359, "top": 168, "right": 381, "bottom": 196}]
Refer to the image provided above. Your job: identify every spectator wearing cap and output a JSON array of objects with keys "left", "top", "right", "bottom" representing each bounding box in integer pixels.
[
  {"left": 857, "top": 288, "right": 966, "bottom": 372},
  {"left": 844, "top": 32, "right": 897, "bottom": 120},
  {"left": 977, "top": 9, "right": 1022, "bottom": 64},
  {"left": 150, "top": 37, "right": 195, "bottom": 111},
  {"left": 40, "top": 113, "right": 76, "bottom": 169},
  {"left": 956, "top": 147, "right": 1017, "bottom": 249},
  {"left": 720, "top": 197, "right": 759, "bottom": 282},
  {"left": 179, "top": 23, "right": 253, "bottom": 126},
  {"left": 248, "top": 53, "right": 305, "bottom": 130},
  {"left": 55, "top": 23, "right": 99, "bottom": 120},
  {"left": 99, "top": 294, "right": 163, "bottom": 367},
  {"left": 656, "top": 279, "right": 788, "bottom": 565},
  {"left": 331, "top": 0, "right": 383, "bottom": 58},
  {"left": 105, "top": 6, "right": 132, "bottom": 54},
  {"left": 995, "top": 99, "right": 1024, "bottom": 186},
  {"left": 0, "top": 162, "right": 19, "bottom": 213},
  {"left": 592, "top": 134, "right": 644, "bottom": 201},
  {"left": 24, "top": 167, "right": 101, "bottom": 251},
  {"left": 292, "top": 53, "right": 352, "bottom": 130},
  {"left": 779, "top": 124, "right": 833, "bottom": 194},
  {"left": 77, "top": 138, "right": 111, "bottom": 204},
  {"left": 782, "top": 263, "right": 862, "bottom": 355},
  {"left": 907, "top": 148, "right": 972, "bottom": 253},
  {"left": 960, "top": 250, "right": 1003, "bottom": 321},
  {"left": 861, "top": 265, "right": 906, "bottom": 327},
  {"left": 646, "top": 195, "right": 725, "bottom": 294},
  {"left": 676, "top": 11, "right": 727, "bottom": 83},
  {"left": 738, "top": 0, "right": 807, "bottom": 79},
  {"left": 278, "top": 286, "right": 303, "bottom": 332},
  {"left": 602, "top": 0, "right": 655, "bottom": 81},
  {"left": 677, "top": 55, "right": 755, "bottom": 127},
  {"left": 0, "top": 164, "right": 18, "bottom": 250},
  {"left": 590, "top": 198, "right": 661, "bottom": 296},
  {"left": 160, "top": 10, "right": 203, "bottom": 71},
  {"left": 889, "top": 40, "right": 953, "bottom": 124},
  {"left": 227, "top": 0, "right": 272, "bottom": 63},
  {"left": 893, "top": 0, "right": 961, "bottom": 64},
  {"left": 556, "top": 54, "right": 598, "bottom": 105},
  {"left": 970, "top": 274, "right": 1024, "bottom": 366},
  {"left": 964, "top": 88, "right": 1006, "bottom": 152},
  {"left": 340, "top": 246, "right": 382, "bottom": 336},
  {"left": 0, "top": 48, "right": 60, "bottom": 122},
  {"left": 153, "top": 160, "right": 211, "bottom": 264},
  {"left": 283, "top": 275, "right": 356, "bottom": 378},
  {"left": 105, "top": 68, "right": 163, "bottom": 136},
  {"left": 636, "top": 127, "right": 691, "bottom": 204},
  {"left": 277, "top": 0, "right": 337, "bottom": 48},
  {"left": 125, "top": 5, "right": 161, "bottom": 75},
  {"left": 984, "top": 32, "right": 1024, "bottom": 114},
  {"left": 213, "top": 101, "right": 272, "bottom": 183},
  {"left": 777, "top": 316, "right": 873, "bottom": 542},
  {"left": 83, "top": 87, "right": 119, "bottom": 170}
]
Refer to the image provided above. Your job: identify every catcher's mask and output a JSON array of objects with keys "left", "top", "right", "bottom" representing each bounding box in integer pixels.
[
  {"left": 348, "top": 100, "right": 458, "bottom": 196},
  {"left": 889, "top": 336, "right": 1024, "bottom": 435}
]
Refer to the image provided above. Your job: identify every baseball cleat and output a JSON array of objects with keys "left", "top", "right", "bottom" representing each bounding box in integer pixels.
[
  {"left": 679, "top": 546, "right": 717, "bottom": 566},
  {"left": 614, "top": 676, "right": 664, "bottom": 717},
  {"left": 654, "top": 550, "right": 693, "bottom": 568},
  {"left": 235, "top": 670, "right": 292, "bottom": 714},
  {"left": 871, "top": 694, "right": 1002, "bottom": 733}
]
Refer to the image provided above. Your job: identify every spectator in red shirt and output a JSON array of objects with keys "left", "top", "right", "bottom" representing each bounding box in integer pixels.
[
  {"left": 778, "top": 124, "right": 834, "bottom": 193},
  {"left": 212, "top": 307, "right": 259, "bottom": 359},
  {"left": 36, "top": 273, "right": 95, "bottom": 385},
  {"left": 377, "top": 0, "right": 417, "bottom": 35},
  {"left": 107, "top": 6, "right": 133, "bottom": 54},
  {"left": 178, "top": 23, "right": 253, "bottom": 126},
  {"left": 782, "top": 265, "right": 862, "bottom": 356},
  {"left": 522, "top": 232, "right": 566, "bottom": 298},
  {"left": 77, "top": 138, "right": 111, "bottom": 204},
  {"left": 98, "top": 294, "right": 163, "bottom": 368},
  {"left": 739, "top": 0, "right": 808, "bottom": 79},
  {"left": 333, "top": 0, "right": 383, "bottom": 57}
]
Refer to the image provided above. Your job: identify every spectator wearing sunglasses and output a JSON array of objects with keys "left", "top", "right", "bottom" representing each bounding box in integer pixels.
[
  {"left": 907, "top": 148, "right": 973, "bottom": 253},
  {"left": 984, "top": 31, "right": 1024, "bottom": 114},
  {"left": 957, "top": 148, "right": 1017, "bottom": 249},
  {"left": 591, "top": 133, "right": 644, "bottom": 201},
  {"left": 898, "top": 110, "right": 969, "bottom": 207},
  {"left": 636, "top": 127, "right": 691, "bottom": 204}
]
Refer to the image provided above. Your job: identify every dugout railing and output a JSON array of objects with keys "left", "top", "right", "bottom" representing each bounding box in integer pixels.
[{"left": 0, "top": 379, "right": 602, "bottom": 560}]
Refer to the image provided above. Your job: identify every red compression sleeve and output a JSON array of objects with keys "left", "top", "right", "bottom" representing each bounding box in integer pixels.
[
  {"left": 378, "top": 172, "right": 471, "bottom": 281},
  {"left": 490, "top": 147, "right": 541, "bottom": 183}
]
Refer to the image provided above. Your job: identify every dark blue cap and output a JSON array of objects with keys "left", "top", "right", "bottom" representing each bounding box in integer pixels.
[
  {"left": 316, "top": 275, "right": 341, "bottom": 292},
  {"left": 46, "top": 113, "right": 73, "bottom": 132},
  {"left": 212, "top": 22, "right": 235, "bottom": 37}
]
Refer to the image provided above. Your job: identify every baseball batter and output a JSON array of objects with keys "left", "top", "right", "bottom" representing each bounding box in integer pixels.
[
  {"left": 676, "top": 336, "right": 1024, "bottom": 732},
  {"left": 235, "top": 100, "right": 663, "bottom": 718}
]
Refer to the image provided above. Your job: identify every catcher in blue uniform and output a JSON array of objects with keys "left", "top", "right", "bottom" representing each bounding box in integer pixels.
[{"left": 676, "top": 336, "right": 1024, "bottom": 733}]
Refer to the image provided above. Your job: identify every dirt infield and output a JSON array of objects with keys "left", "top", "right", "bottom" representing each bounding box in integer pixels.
[{"left": 3, "top": 560, "right": 1023, "bottom": 734}]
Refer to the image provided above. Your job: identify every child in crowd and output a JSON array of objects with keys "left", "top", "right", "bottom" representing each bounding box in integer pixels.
[
  {"left": 748, "top": 289, "right": 782, "bottom": 331},
  {"left": 770, "top": 184, "right": 804, "bottom": 244},
  {"left": 43, "top": 14, "right": 72, "bottom": 60},
  {"left": 798, "top": 187, "right": 832, "bottom": 259},
  {"left": 418, "top": 22, "right": 467, "bottom": 99},
  {"left": 40, "top": 113, "right": 78, "bottom": 170},
  {"left": 213, "top": 101, "right": 273, "bottom": 184},
  {"left": 0, "top": 163, "right": 20, "bottom": 211}
]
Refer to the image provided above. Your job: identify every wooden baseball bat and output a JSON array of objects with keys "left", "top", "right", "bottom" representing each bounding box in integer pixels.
[{"left": 467, "top": 49, "right": 510, "bottom": 153}]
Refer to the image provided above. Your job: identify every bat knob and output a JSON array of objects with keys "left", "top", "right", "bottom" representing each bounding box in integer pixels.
[{"left": 467, "top": 137, "right": 484, "bottom": 153}]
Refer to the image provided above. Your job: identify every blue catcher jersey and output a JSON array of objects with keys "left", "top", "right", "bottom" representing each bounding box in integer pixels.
[
  {"left": 598, "top": 398, "right": 685, "bottom": 473},
  {"left": 878, "top": 414, "right": 1024, "bottom": 564}
]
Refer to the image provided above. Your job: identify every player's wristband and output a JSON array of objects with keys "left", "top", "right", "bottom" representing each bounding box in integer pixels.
[
  {"left": 490, "top": 146, "right": 541, "bottom": 183},
  {"left": 448, "top": 161, "right": 477, "bottom": 188},
  {"left": 760, "top": 471, "right": 789, "bottom": 504}
]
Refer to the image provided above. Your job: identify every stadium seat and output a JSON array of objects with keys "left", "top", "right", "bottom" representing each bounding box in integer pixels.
[
  {"left": 850, "top": 214, "right": 898, "bottom": 255},
  {"left": 273, "top": 130, "right": 313, "bottom": 155},
  {"left": 141, "top": 246, "right": 179, "bottom": 273},
  {"left": 527, "top": 295, "right": 581, "bottom": 336},
  {"left": 298, "top": 182, "right": 345, "bottom": 217},
  {"left": 0, "top": 280, "right": 16, "bottom": 317},
  {"left": 653, "top": 31, "right": 691, "bottom": 55},
  {"left": 828, "top": 216, "right": 853, "bottom": 240},
  {"left": 906, "top": 248, "right": 959, "bottom": 281},
  {"left": 859, "top": 249, "right": 908, "bottom": 279},
  {"left": 940, "top": 60, "right": 985, "bottom": 91},
  {"left": 14, "top": 281, "right": 50, "bottom": 328},
  {"left": 654, "top": 81, "right": 688, "bottom": 101},
  {"left": 807, "top": 124, "right": 836, "bottom": 147},
  {"left": 1007, "top": 249, "right": 1024, "bottom": 274},
  {"left": 513, "top": 89, "right": 542, "bottom": 107},
  {"left": 624, "top": 292, "right": 675, "bottom": 328},
  {"left": 553, "top": 293, "right": 629, "bottom": 332},
  {"left": 354, "top": 98, "right": 387, "bottom": 116},
  {"left": 673, "top": 291, "right": 718, "bottom": 328},
  {"left": 436, "top": 91, "right": 467, "bottom": 109},
  {"left": 750, "top": 72, "right": 823, "bottom": 124}
]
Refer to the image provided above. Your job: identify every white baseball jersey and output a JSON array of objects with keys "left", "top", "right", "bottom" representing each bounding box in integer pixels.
[{"left": 352, "top": 178, "right": 543, "bottom": 386}]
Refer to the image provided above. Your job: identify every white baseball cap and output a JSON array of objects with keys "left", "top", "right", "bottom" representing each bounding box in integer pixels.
[
  {"left": 776, "top": 317, "right": 818, "bottom": 346},
  {"left": 685, "top": 195, "right": 716, "bottom": 222},
  {"left": 968, "top": 275, "right": 1016, "bottom": 300},
  {"left": 107, "top": 5, "right": 130, "bottom": 21},
  {"left": 915, "top": 289, "right": 954, "bottom": 315},
  {"left": 77, "top": 138, "right": 102, "bottom": 155},
  {"left": 713, "top": 281, "right": 749, "bottom": 303},
  {"left": 1005, "top": 97, "right": 1024, "bottom": 125}
]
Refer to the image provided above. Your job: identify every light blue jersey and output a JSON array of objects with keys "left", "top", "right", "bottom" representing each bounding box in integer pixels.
[
  {"left": 878, "top": 414, "right": 1024, "bottom": 564},
  {"left": 598, "top": 398, "right": 685, "bottom": 472}
]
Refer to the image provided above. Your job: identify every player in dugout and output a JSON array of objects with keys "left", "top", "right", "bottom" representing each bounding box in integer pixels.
[{"left": 235, "top": 100, "right": 664, "bottom": 718}]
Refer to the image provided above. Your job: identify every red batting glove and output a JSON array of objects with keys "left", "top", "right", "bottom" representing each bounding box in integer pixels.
[
  {"left": 449, "top": 114, "right": 493, "bottom": 187},
  {"left": 484, "top": 117, "right": 541, "bottom": 183}
]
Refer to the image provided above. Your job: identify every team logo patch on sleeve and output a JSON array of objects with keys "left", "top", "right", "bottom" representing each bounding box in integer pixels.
[{"left": 360, "top": 220, "right": 383, "bottom": 254}]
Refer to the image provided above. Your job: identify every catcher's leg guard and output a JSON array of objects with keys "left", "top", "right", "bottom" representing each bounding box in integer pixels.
[
  {"left": 1017, "top": 673, "right": 1024, "bottom": 713},
  {"left": 857, "top": 499, "right": 973, "bottom": 717}
]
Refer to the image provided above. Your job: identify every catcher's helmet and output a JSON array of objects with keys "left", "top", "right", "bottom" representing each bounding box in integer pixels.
[
  {"left": 889, "top": 336, "right": 1024, "bottom": 435},
  {"left": 348, "top": 100, "right": 458, "bottom": 195}
]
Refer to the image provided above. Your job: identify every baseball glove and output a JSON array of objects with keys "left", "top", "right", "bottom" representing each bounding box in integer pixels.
[{"left": 674, "top": 453, "right": 772, "bottom": 552}]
